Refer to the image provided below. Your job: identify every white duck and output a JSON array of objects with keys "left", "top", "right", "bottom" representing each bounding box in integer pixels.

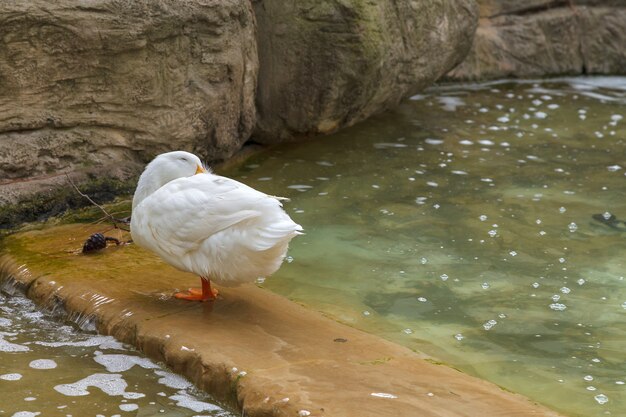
[{"left": 130, "top": 151, "right": 303, "bottom": 301}]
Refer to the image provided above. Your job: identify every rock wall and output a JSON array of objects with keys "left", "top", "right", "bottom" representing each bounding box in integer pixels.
[
  {"left": 0, "top": 0, "right": 479, "bottom": 211},
  {"left": 253, "top": 0, "right": 479, "bottom": 142},
  {"left": 0, "top": 0, "right": 257, "bottom": 192},
  {"left": 446, "top": 0, "right": 626, "bottom": 80}
]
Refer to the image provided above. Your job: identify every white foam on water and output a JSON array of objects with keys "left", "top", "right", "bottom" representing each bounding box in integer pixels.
[
  {"left": 29, "top": 359, "right": 57, "bottom": 370},
  {"left": 0, "top": 373, "right": 23, "bottom": 381},
  {"left": 94, "top": 353, "right": 159, "bottom": 373},
  {"left": 169, "top": 392, "right": 223, "bottom": 413},
  {"left": 35, "top": 335, "right": 124, "bottom": 350},
  {"left": 154, "top": 370, "right": 192, "bottom": 390},
  {"left": 0, "top": 336, "right": 30, "bottom": 353},
  {"left": 11, "top": 412, "right": 41, "bottom": 417},
  {"left": 54, "top": 373, "right": 140, "bottom": 398}
]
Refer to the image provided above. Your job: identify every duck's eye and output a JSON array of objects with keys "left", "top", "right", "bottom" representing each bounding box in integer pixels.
[{"left": 179, "top": 157, "right": 188, "bottom": 162}]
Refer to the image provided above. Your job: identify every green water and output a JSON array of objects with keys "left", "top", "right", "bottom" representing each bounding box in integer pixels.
[
  {"left": 227, "top": 78, "right": 626, "bottom": 417},
  {"left": 0, "top": 294, "right": 235, "bottom": 417}
]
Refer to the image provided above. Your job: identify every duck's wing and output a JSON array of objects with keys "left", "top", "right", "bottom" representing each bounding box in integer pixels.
[{"left": 134, "top": 174, "right": 294, "bottom": 256}]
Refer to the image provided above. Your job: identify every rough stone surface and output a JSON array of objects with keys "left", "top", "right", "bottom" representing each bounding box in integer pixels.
[
  {"left": 253, "top": 0, "right": 478, "bottom": 142},
  {"left": 446, "top": 0, "right": 626, "bottom": 80},
  {"left": 0, "top": 0, "right": 257, "bottom": 187},
  {"left": 0, "top": 223, "right": 566, "bottom": 417}
]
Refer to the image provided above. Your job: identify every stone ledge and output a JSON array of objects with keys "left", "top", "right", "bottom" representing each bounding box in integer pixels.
[{"left": 0, "top": 224, "right": 565, "bottom": 417}]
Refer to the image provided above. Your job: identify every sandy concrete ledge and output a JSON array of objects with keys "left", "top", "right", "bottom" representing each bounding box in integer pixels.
[{"left": 0, "top": 224, "right": 565, "bottom": 417}]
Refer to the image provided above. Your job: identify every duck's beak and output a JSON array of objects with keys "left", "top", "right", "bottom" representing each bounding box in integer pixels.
[{"left": 195, "top": 165, "right": 207, "bottom": 175}]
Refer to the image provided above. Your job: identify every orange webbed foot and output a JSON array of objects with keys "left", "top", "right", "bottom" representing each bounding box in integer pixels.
[{"left": 174, "top": 278, "right": 218, "bottom": 302}]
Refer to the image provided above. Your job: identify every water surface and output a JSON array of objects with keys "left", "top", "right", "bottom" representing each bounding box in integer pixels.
[
  {"left": 227, "top": 77, "right": 626, "bottom": 417},
  {"left": 0, "top": 293, "right": 234, "bottom": 417}
]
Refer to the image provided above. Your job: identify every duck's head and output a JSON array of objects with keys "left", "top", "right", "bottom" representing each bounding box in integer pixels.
[
  {"left": 150, "top": 151, "right": 208, "bottom": 183},
  {"left": 133, "top": 151, "right": 208, "bottom": 209}
]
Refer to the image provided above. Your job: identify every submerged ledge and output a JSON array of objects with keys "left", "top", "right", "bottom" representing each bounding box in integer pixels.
[{"left": 0, "top": 224, "right": 564, "bottom": 417}]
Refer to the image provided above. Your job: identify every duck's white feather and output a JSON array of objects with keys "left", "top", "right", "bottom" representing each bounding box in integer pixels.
[{"left": 131, "top": 152, "right": 302, "bottom": 286}]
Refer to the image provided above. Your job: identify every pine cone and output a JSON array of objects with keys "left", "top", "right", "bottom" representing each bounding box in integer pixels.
[{"left": 82, "top": 233, "right": 107, "bottom": 253}]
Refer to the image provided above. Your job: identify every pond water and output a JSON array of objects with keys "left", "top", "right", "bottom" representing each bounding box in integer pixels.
[
  {"left": 226, "top": 77, "right": 626, "bottom": 417},
  {"left": 0, "top": 293, "right": 234, "bottom": 417}
]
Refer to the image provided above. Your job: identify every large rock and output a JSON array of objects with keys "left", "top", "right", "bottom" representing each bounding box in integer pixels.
[
  {"left": 0, "top": 0, "right": 257, "bottom": 191},
  {"left": 446, "top": 0, "right": 626, "bottom": 80},
  {"left": 253, "top": 0, "right": 478, "bottom": 142}
]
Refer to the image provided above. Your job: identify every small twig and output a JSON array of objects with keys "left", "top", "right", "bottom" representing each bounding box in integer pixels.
[{"left": 65, "top": 174, "right": 130, "bottom": 232}]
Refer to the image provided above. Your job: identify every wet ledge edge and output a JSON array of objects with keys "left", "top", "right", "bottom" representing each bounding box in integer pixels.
[{"left": 0, "top": 251, "right": 565, "bottom": 417}]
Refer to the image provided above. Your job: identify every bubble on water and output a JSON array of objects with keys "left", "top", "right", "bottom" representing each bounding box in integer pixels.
[
  {"left": 362, "top": 310, "right": 371, "bottom": 316},
  {"left": 611, "top": 114, "right": 623, "bottom": 121},
  {"left": 370, "top": 392, "right": 398, "bottom": 399},
  {"left": 509, "top": 251, "right": 517, "bottom": 256},
  {"left": 622, "top": 302, "right": 626, "bottom": 309},
  {"left": 567, "top": 222, "right": 578, "bottom": 232},
  {"left": 119, "top": 404, "right": 139, "bottom": 412},
  {"left": 560, "top": 287, "right": 571, "bottom": 294},
  {"left": 549, "top": 303, "right": 567, "bottom": 311},
  {"left": 286, "top": 256, "right": 294, "bottom": 263},
  {"left": 420, "top": 257, "right": 428, "bottom": 265},
  {"left": 497, "top": 116, "right": 510, "bottom": 123},
  {"left": 607, "top": 165, "right": 622, "bottom": 172},
  {"left": 483, "top": 320, "right": 497, "bottom": 330},
  {"left": 425, "top": 138, "right": 444, "bottom": 145},
  {"left": 552, "top": 294, "right": 561, "bottom": 302},
  {"left": 498, "top": 313, "right": 507, "bottom": 319},
  {"left": 592, "top": 358, "right": 601, "bottom": 363},
  {"left": 548, "top": 103, "right": 559, "bottom": 109},
  {"left": 616, "top": 381, "right": 625, "bottom": 385},
  {"left": 454, "top": 333, "right": 464, "bottom": 341},
  {"left": 415, "top": 197, "right": 428, "bottom": 205},
  {"left": 0, "top": 373, "right": 22, "bottom": 381},
  {"left": 29, "top": 359, "right": 57, "bottom": 370},
  {"left": 479, "top": 215, "right": 487, "bottom": 221},
  {"left": 577, "top": 278, "right": 586, "bottom": 286},
  {"left": 440, "top": 274, "right": 449, "bottom": 281},
  {"left": 594, "top": 394, "right": 609, "bottom": 405},
  {"left": 478, "top": 139, "right": 494, "bottom": 146},
  {"left": 459, "top": 139, "right": 473, "bottom": 145},
  {"left": 426, "top": 181, "right": 438, "bottom": 187},
  {"left": 488, "top": 230, "right": 498, "bottom": 237},
  {"left": 559, "top": 207, "right": 567, "bottom": 213},
  {"left": 559, "top": 258, "right": 566, "bottom": 263},
  {"left": 602, "top": 212, "right": 612, "bottom": 220},
  {"left": 584, "top": 375, "right": 594, "bottom": 381},
  {"left": 287, "top": 184, "right": 313, "bottom": 192},
  {"left": 587, "top": 386, "right": 597, "bottom": 391},
  {"left": 417, "top": 297, "right": 427, "bottom": 302},
  {"left": 256, "top": 277, "right": 266, "bottom": 284},
  {"left": 532, "top": 282, "right": 540, "bottom": 288},
  {"left": 298, "top": 410, "right": 312, "bottom": 417},
  {"left": 481, "top": 283, "right": 490, "bottom": 290},
  {"left": 11, "top": 412, "right": 40, "bottom": 417},
  {"left": 402, "top": 328, "right": 414, "bottom": 335}
]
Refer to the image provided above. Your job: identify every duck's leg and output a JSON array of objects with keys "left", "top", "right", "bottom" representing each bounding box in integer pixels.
[{"left": 174, "top": 277, "right": 219, "bottom": 301}]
